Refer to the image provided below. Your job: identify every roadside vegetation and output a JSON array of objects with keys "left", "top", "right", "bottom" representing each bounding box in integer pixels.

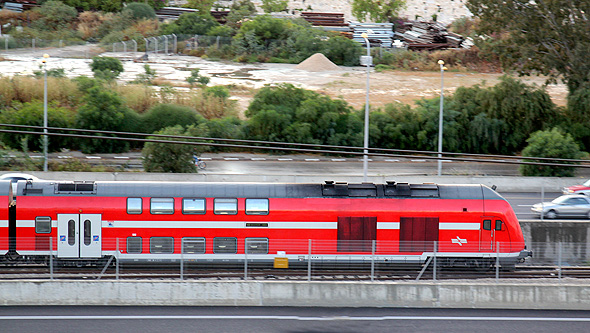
[{"left": 0, "top": 0, "right": 588, "bottom": 176}]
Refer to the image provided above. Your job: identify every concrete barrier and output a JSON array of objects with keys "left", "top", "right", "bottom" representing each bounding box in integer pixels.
[{"left": 2, "top": 280, "right": 590, "bottom": 309}]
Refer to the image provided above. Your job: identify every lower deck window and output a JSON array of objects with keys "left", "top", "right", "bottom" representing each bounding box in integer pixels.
[
  {"left": 127, "top": 237, "right": 142, "bottom": 254},
  {"left": 246, "top": 238, "right": 268, "bottom": 254},
  {"left": 213, "top": 237, "right": 237, "bottom": 253},
  {"left": 150, "top": 237, "right": 174, "bottom": 254},
  {"left": 182, "top": 237, "right": 205, "bottom": 254},
  {"left": 35, "top": 216, "right": 51, "bottom": 234}
]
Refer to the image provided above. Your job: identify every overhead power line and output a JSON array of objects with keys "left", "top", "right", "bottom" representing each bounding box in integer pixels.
[{"left": 0, "top": 123, "right": 588, "bottom": 169}]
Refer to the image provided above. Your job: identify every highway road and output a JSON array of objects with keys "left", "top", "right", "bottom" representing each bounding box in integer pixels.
[{"left": 2, "top": 306, "right": 590, "bottom": 333}]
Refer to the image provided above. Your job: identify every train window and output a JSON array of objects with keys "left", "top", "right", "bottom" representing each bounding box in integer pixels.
[
  {"left": 495, "top": 220, "right": 503, "bottom": 231},
  {"left": 150, "top": 237, "right": 174, "bottom": 254},
  {"left": 213, "top": 237, "right": 237, "bottom": 253},
  {"left": 245, "top": 238, "right": 268, "bottom": 254},
  {"left": 83, "top": 220, "right": 91, "bottom": 246},
  {"left": 483, "top": 220, "right": 492, "bottom": 231},
  {"left": 182, "top": 237, "right": 205, "bottom": 254},
  {"left": 151, "top": 198, "right": 174, "bottom": 214},
  {"left": 35, "top": 216, "right": 51, "bottom": 234},
  {"left": 245, "top": 199, "right": 269, "bottom": 215},
  {"left": 127, "top": 198, "right": 142, "bottom": 214},
  {"left": 127, "top": 237, "right": 142, "bottom": 254},
  {"left": 67, "top": 220, "right": 75, "bottom": 246},
  {"left": 182, "top": 198, "right": 206, "bottom": 214},
  {"left": 214, "top": 198, "right": 237, "bottom": 215}
]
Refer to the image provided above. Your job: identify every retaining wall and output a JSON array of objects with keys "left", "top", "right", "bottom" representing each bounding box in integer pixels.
[{"left": 1, "top": 280, "right": 590, "bottom": 309}]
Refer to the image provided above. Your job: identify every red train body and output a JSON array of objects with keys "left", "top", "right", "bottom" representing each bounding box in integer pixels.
[{"left": 1, "top": 179, "right": 529, "bottom": 268}]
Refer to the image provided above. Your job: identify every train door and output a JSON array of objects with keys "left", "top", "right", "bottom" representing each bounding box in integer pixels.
[
  {"left": 337, "top": 216, "right": 377, "bottom": 252},
  {"left": 480, "top": 217, "right": 501, "bottom": 251},
  {"left": 57, "top": 214, "right": 102, "bottom": 258}
]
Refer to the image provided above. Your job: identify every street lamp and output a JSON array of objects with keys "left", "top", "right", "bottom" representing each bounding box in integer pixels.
[
  {"left": 437, "top": 59, "right": 447, "bottom": 176},
  {"left": 360, "top": 32, "right": 372, "bottom": 182},
  {"left": 42, "top": 53, "right": 49, "bottom": 172}
]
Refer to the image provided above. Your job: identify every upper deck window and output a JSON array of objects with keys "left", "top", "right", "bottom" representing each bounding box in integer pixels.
[
  {"left": 245, "top": 198, "right": 269, "bottom": 215},
  {"left": 127, "top": 198, "right": 142, "bottom": 214},
  {"left": 150, "top": 198, "right": 174, "bottom": 214},
  {"left": 182, "top": 198, "right": 206, "bottom": 214},
  {"left": 214, "top": 198, "right": 237, "bottom": 215}
]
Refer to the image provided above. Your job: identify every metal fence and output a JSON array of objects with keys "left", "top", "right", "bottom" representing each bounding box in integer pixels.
[{"left": 1, "top": 238, "right": 588, "bottom": 281}]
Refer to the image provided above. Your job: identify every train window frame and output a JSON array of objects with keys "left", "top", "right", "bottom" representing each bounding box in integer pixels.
[
  {"left": 495, "top": 220, "right": 503, "bottom": 231},
  {"left": 127, "top": 236, "right": 142, "bottom": 254},
  {"left": 182, "top": 198, "right": 206, "bottom": 215},
  {"left": 483, "top": 220, "right": 492, "bottom": 231},
  {"left": 213, "top": 237, "right": 237, "bottom": 254},
  {"left": 35, "top": 216, "right": 51, "bottom": 234},
  {"left": 150, "top": 198, "right": 174, "bottom": 215},
  {"left": 245, "top": 237, "right": 269, "bottom": 254},
  {"left": 150, "top": 237, "right": 174, "bottom": 254},
  {"left": 214, "top": 198, "right": 238, "bottom": 215},
  {"left": 245, "top": 198, "right": 269, "bottom": 215},
  {"left": 182, "top": 237, "right": 206, "bottom": 254},
  {"left": 127, "top": 198, "right": 142, "bottom": 215}
]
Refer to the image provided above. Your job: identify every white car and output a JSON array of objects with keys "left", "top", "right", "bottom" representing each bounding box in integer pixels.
[
  {"left": 531, "top": 194, "right": 590, "bottom": 219},
  {"left": 0, "top": 173, "right": 39, "bottom": 194}
]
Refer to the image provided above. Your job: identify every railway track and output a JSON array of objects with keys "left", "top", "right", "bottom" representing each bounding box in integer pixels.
[{"left": 1, "top": 265, "right": 589, "bottom": 281}]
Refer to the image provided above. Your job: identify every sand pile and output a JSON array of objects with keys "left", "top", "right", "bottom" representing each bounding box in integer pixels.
[{"left": 295, "top": 53, "right": 341, "bottom": 72}]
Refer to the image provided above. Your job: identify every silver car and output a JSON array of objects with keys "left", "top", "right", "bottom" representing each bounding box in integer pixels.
[{"left": 531, "top": 194, "right": 590, "bottom": 219}]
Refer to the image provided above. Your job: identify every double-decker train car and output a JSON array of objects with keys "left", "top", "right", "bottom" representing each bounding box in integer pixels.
[{"left": 1, "top": 179, "right": 530, "bottom": 269}]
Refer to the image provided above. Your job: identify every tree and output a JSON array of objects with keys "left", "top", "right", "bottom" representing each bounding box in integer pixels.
[
  {"left": 90, "top": 56, "right": 124, "bottom": 81},
  {"left": 466, "top": 0, "right": 590, "bottom": 95},
  {"left": 123, "top": 2, "right": 156, "bottom": 20},
  {"left": 75, "top": 86, "right": 140, "bottom": 153},
  {"left": 261, "top": 0, "right": 288, "bottom": 13},
  {"left": 142, "top": 124, "right": 210, "bottom": 173},
  {"left": 519, "top": 128, "right": 587, "bottom": 177},
  {"left": 226, "top": 0, "right": 257, "bottom": 30},
  {"left": 141, "top": 104, "right": 206, "bottom": 134},
  {"left": 160, "top": 12, "right": 220, "bottom": 35},
  {"left": 185, "top": 0, "right": 216, "bottom": 14},
  {"left": 33, "top": 1, "right": 78, "bottom": 31},
  {"left": 352, "top": 0, "right": 406, "bottom": 23}
]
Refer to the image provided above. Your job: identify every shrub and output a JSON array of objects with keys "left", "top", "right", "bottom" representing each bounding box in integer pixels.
[
  {"left": 124, "top": 3, "right": 156, "bottom": 20},
  {"left": 142, "top": 124, "right": 210, "bottom": 173},
  {"left": 75, "top": 86, "right": 140, "bottom": 153},
  {"left": 90, "top": 56, "right": 124, "bottom": 81},
  {"left": 141, "top": 104, "right": 207, "bottom": 134},
  {"left": 519, "top": 128, "right": 588, "bottom": 177},
  {"left": 0, "top": 101, "right": 75, "bottom": 152}
]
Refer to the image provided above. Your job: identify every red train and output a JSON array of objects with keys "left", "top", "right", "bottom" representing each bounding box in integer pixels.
[{"left": 1, "top": 179, "right": 530, "bottom": 269}]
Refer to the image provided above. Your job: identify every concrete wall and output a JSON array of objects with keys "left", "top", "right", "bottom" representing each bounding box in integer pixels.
[{"left": 2, "top": 280, "right": 590, "bottom": 309}]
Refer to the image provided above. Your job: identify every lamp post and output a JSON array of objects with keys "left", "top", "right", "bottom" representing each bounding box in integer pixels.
[
  {"left": 360, "top": 32, "right": 372, "bottom": 182},
  {"left": 42, "top": 53, "right": 49, "bottom": 172},
  {"left": 437, "top": 59, "right": 447, "bottom": 176}
]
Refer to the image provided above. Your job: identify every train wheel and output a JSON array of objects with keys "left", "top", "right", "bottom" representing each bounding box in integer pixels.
[
  {"left": 471, "top": 259, "right": 492, "bottom": 271},
  {"left": 545, "top": 210, "right": 557, "bottom": 219}
]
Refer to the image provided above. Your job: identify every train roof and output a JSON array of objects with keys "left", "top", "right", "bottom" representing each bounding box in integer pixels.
[{"left": 15, "top": 180, "right": 506, "bottom": 200}]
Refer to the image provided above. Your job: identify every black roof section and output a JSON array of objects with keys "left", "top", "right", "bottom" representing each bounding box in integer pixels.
[{"left": 17, "top": 180, "right": 504, "bottom": 200}]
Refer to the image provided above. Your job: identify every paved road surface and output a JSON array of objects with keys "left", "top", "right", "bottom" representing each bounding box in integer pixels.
[{"left": 1, "top": 306, "right": 590, "bottom": 333}]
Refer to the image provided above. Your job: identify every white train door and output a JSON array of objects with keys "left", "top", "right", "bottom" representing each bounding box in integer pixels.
[{"left": 57, "top": 214, "right": 102, "bottom": 258}]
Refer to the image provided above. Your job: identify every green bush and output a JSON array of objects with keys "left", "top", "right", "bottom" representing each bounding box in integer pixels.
[
  {"left": 160, "top": 12, "right": 220, "bottom": 36},
  {"left": 123, "top": 2, "right": 156, "bottom": 20},
  {"left": 75, "top": 86, "right": 140, "bottom": 153},
  {"left": 142, "top": 124, "right": 210, "bottom": 173},
  {"left": 141, "top": 104, "right": 207, "bottom": 134},
  {"left": 0, "top": 101, "right": 75, "bottom": 152},
  {"left": 90, "top": 56, "right": 124, "bottom": 81},
  {"left": 32, "top": 1, "right": 77, "bottom": 32},
  {"left": 519, "top": 128, "right": 587, "bottom": 177}
]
